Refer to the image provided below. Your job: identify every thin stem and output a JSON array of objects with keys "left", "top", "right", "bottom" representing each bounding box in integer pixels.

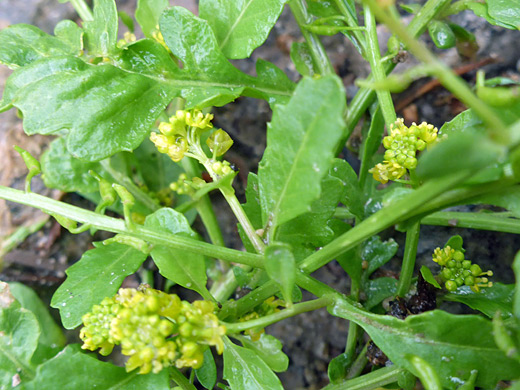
[
  {"left": 396, "top": 221, "right": 420, "bottom": 297},
  {"left": 170, "top": 367, "right": 197, "bottom": 390},
  {"left": 346, "top": 343, "right": 368, "bottom": 379},
  {"left": 289, "top": 0, "right": 335, "bottom": 75},
  {"left": 220, "top": 187, "right": 265, "bottom": 254},
  {"left": 322, "top": 366, "right": 404, "bottom": 390},
  {"left": 363, "top": 0, "right": 507, "bottom": 142},
  {"left": 422, "top": 211, "right": 520, "bottom": 234},
  {"left": 70, "top": 0, "right": 94, "bottom": 21},
  {"left": 364, "top": 4, "right": 397, "bottom": 129},
  {"left": 299, "top": 171, "right": 470, "bottom": 274},
  {"left": 100, "top": 160, "right": 160, "bottom": 213},
  {"left": 332, "top": 0, "right": 367, "bottom": 55},
  {"left": 0, "top": 186, "right": 264, "bottom": 269},
  {"left": 223, "top": 296, "right": 332, "bottom": 333}
]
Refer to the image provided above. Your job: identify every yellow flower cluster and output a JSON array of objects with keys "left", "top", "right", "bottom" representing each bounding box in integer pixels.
[
  {"left": 433, "top": 246, "right": 493, "bottom": 292},
  {"left": 80, "top": 286, "right": 225, "bottom": 374},
  {"left": 369, "top": 119, "right": 438, "bottom": 183}
]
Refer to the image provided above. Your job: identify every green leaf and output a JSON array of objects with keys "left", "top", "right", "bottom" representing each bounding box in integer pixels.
[
  {"left": 328, "top": 352, "right": 354, "bottom": 383},
  {"left": 160, "top": 7, "right": 294, "bottom": 108},
  {"left": 427, "top": 20, "right": 456, "bottom": 49},
  {"left": 83, "top": 0, "right": 119, "bottom": 57},
  {"left": 359, "top": 108, "right": 384, "bottom": 191},
  {"left": 364, "top": 277, "right": 398, "bottom": 309},
  {"left": 195, "top": 348, "right": 217, "bottom": 390},
  {"left": 329, "top": 297, "right": 520, "bottom": 389},
  {"left": 264, "top": 243, "right": 296, "bottom": 305},
  {"left": 444, "top": 283, "right": 514, "bottom": 318},
  {"left": 0, "top": 282, "right": 39, "bottom": 386},
  {"left": 362, "top": 236, "right": 398, "bottom": 276},
  {"left": 54, "top": 20, "right": 84, "bottom": 54},
  {"left": 8, "top": 283, "right": 65, "bottom": 364},
  {"left": 487, "top": 0, "right": 520, "bottom": 29},
  {"left": 145, "top": 208, "right": 209, "bottom": 297},
  {"left": 0, "top": 24, "right": 76, "bottom": 69},
  {"left": 257, "top": 76, "right": 346, "bottom": 232},
  {"left": 136, "top": 0, "right": 169, "bottom": 37},
  {"left": 237, "top": 334, "right": 289, "bottom": 373},
  {"left": 420, "top": 266, "right": 441, "bottom": 289},
  {"left": 199, "top": 0, "right": 287, "bottom": 59},
  {"left": 3, "top": 55, "right": 176, "bottom": 161},
  {"left": 223, "top": 338, "right": 283, "bottom": 390},
  {"left": 416, "top": 131, "right": 504, "bottom": 180},
  {"left": 41, "top": 138, "right": 101, "bottom": 193},
  {"left": 444, "top": 235, "right": 464, "bottom": 251},
  {"left": 277, "top": 174, "right": 344, "bottom": 250},
  {"left": 21, "top": 344, "right": 170, "bottom": 390},
  {"left": 50, "top": 242, "right": 147, "bottom": 329},
  {"left": 290, "top": 42, "right": 315, "bottom": 77},
  {"left": 331, "top": 158, "right": 364, "bottom": 220}
]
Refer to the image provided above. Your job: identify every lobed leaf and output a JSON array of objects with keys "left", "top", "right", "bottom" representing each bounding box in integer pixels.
[
  {"left": 145, "top": 208, "right": 209, "bottom": 297},
  {"left": 0, "top": 24, "right": 75, "bottom": 69},
  {"left": 330, "top": 297, "right": 520, "bottom": 389},
  {"left": 3, "top": 55, "right": 176, "bottom": 161},
  {"left": 223, "top": 338, "right": 283, "bottom": 390},
  {"left": 20, "top": 344, "right": 170, "bottom": 390},
  {"left": 257, "top": 76, "right": 346, "bottom": 234},
  {"left": 160, "top": 7, "right": 294, "bottom": 108},
  {"left": 51, "top": 243, "right": 147, "bottom": 329},
  {"left": 199, "top": 0, "right": 287, "bottom": 59}
]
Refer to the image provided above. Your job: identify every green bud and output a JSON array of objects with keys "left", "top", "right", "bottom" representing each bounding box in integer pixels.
[
  {"left": 416, "top": 139, "right": 426, "bottom": 151},
  {"left": 447, "top": 259, "right": 457, "bottom": 269},
  {"left": 462, "top": 260, "right": 472, "bottom": 269},
  {"left": 464, "top": 275, "right": 475, "bottom": 286},
  {"left": 445, "top": 280, "right": 458, "bottom": 291},
  {"left": 455, "top": 277, "right": 464, "bottom": 287},
  {"left": 453, "top": 251, "right": 465, "bottom": 261},
  {"left": 403, "top": 157, "right": 417, "bottom": 169},
  {"left": 441, "top": 268, "right": 453, "bottom": 281},
  {"left": 470, "top": 264, "right": 482, "bottom": 276}
]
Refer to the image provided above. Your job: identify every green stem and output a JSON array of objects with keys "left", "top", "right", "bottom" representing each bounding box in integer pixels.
[
  {"left": 70, "top": 0, "right": 94, "bottom": 21},
  {"left": 0, "top": 186, "right": 264, "bottom": 269},
  {"left": 422, "top": 211, "right": 520, "bottom": 234},
  {"left": 364, "top": 4, "right": 397, "bottom": 129},
  {"left": 289, "top": 0, "right": 335, "bottom": 75},
  {"left": 223, "top": 296, "right": 332, "bottom": 333},
  {"left": 363, "top": 0, "right": 507, "bottom": 142},
  {"left": 169, "top": 367, "right": 197, "bottom": 390},
  {"left": 339, "top": 0, "right": 452, "bottom": 150},
  {"left": 332, "top": 0, "right": 367, "bottom": 55},
  {"left": 396, "top": 221, "right": 420, "bottom": 297},
  {"left": 220, "top": 186, "right": 265, "bottom": 254},
  {"left": 346, "top": 343, "right": 368, "bottom": 379},
  {"left": 299, "top": 171, "right": 470, "bottom": 274},
  {"left": 100, "top": 160, "right": 160, "bottom": 213},
  {"left": 322, "top": 366, "right": 404, "bottom": 390},
  {"left": 344, "top": 322, "right": 360, "bottom": 364}
]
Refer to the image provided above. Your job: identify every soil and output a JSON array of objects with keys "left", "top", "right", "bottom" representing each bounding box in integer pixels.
[{"left": 1, "top": 1, "right": 519, "bottom": 389}]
